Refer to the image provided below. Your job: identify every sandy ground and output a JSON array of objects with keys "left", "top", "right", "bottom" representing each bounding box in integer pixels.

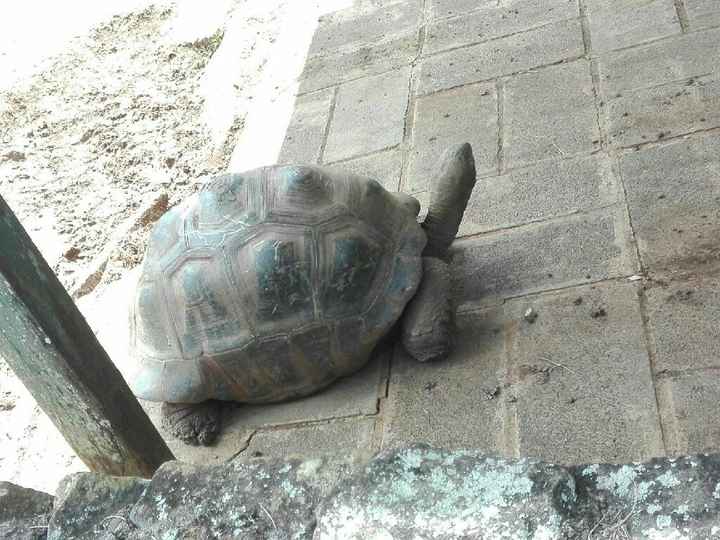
[{"left": 0, "top": 0, "right": 350, "bottom": 494}]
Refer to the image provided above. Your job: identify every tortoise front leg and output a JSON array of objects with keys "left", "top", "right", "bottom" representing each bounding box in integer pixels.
[
  {"left": 401, "top": 257, "right": 453, "bottom": 361},
  {"left": 401, "top": 143, "right": 476, "bottom": 362}
]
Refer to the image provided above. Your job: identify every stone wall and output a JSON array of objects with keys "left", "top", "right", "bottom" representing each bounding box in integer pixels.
[{"left": 4, "top": 445, "right": 720, "bottom": 539}]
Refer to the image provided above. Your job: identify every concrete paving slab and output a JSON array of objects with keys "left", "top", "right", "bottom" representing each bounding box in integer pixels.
[
  {"left": 326, "top": 149, "right": 403, "bottom": 191},
  {"left": 685, "top": 0, "right": 720, "bottom": 30},
  {"left": 597, "top": 26, "right": 720, "bottom": 96},
  {"left": 382, "top": 308, "right": 509, "bottom": 452},
  {"left": 459, "top": 153, "right": 619, "bottom": 236},
  {"left": 416, "top": 18, "right": 584, "bottom": 95},
  {"left": 423, "top": 0, "right": 578, "bottom": 56},
  {"left": 619, "top": 132, "right": 720, "bottom": 276},
  {"left": 503, "top": 60, "right": 600, "bottom": 169},
  {"left": 585, "top": 0, "right": 680, "bottom": 53},
  {"left": 323, "top": 68, "right": 411, "bottom": 162},
  {"left": 309, "top": 1, "right": 421, "bottom": 56},
  {"left": 404, "top": 83, "right": 498, "bottom": 193},
  {"left": 278, "top": 88, "right": 334, "bottom": 165},
  {"left": 656, "top": 372, "right": 720, "bottom": 455},
  {"left": 645, "top": 278, "right": 720, "bottom": 373},
  {"left": 505, "top": 281, "right": 664, "bottom": 464},
  {"left": 427, "top": 0, "right": 496, "bottom": 20},
  {"left": 605, "top": 74, "right": 720, "bottom": 148},
  {"left": 299, "top": 31, "right": 419, "bottom": 94},
  {"left": 451, "top": 206, "right": 638, "bottom": 308},
  {"left": 240, "top": 418, "right": 376, "bottom": 460}
]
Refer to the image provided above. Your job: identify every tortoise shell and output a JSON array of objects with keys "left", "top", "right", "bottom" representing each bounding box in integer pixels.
[{"left": 129, "top": 166, "right": 426, "bottom": 404}]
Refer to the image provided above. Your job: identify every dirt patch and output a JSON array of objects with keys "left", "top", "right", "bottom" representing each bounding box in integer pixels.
[
  {"left": 0, "top": 4, "right": 241, "bottom": 293},
  {"left": 0, "top": 2, "right": 246, "bottom": 492},
  {"left": 645, "top": 219, "right": 720, "bottom": 284}
]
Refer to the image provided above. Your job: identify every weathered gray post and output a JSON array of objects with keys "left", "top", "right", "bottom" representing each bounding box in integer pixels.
[{"left": 0, "top": 195, "right": 174, "bottom": 477}]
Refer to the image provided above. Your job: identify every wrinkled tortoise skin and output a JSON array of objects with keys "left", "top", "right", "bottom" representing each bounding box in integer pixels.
[{"left": 129, "top": 166, "right": 425, "bottom": 404}]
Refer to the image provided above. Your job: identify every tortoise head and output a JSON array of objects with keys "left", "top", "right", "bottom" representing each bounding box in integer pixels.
[{"left": 420, "top": 143, "right": 476, "bottom": 259}]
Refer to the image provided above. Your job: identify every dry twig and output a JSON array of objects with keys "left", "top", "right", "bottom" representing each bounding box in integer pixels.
[{"left": 259, "top": 503, "right": 278, "bottom": 530}]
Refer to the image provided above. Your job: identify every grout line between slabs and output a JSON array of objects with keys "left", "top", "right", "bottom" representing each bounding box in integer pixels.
[
  {"left": 372, "top": 343, "right": 396, "bottom": 453},
  {"left": 614, "top": 141, "right": 670, "bottom": 455},
  {"left": 456, "top": 274, "right": 651, "bottom": 315},
  {"left": 416, "top": 54, "right": 588, "bottom": 98},
  {"left": 232, "top": 412, "right": 384, "bottom": 440},
  {"left": 420, "top": 16, "right": 581, "bottom": 61},
  {"left": 637, "top": 284, "right": 672, "bottom": 456},
  {"left": 324, "top": 144, "right": 402, "bottom": 169},
  {"left": 674, "top": 0, "right": 690, "bottom": 33},
  {"left": 398, "top": 72, "right": 418, "bottom": 193},
  {"left": 583, "top": 21, "right": 720, "bottom": 59},
  {"left": 578, "top": 0, "right": 610, "bottom": 156},
  {"left": 602, "top": 71, "right": 715, "bottom": 104},
  {"left": 496, "top": 79, "right": 505, "bottom": 175},
  {"left": 397, "top": 9, "right": 427, "bottom": 193},
  {"left": 317, "top": 85, "right": 339, "bottom": 165},
  {"left": 577, "top": 0, "right": 593, "bottom": 59},
  {"left": 502, "top": 319, "right": 521, "bottom": 458},
  {"left": 656, "top": 365, "right": 720, "bottom": 379},
  {"left": 453, "top": 201, "right": 619, "bottom": 244},
  {"left": 617, "top": 125, "right": 720, "bottom": 153},
  {"left": 229, "top": 429, "right": 257, "bottom": 460}
]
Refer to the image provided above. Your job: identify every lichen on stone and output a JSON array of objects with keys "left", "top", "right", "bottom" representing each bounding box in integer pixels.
[
  {"left": 646, "top": 503, "right": 662, "bottom": 515},
  {"left": 656, "top": 470, "right": 681, "bottom": 489},
  {"left": 596, "top": 465, "right": 640, "bottom": 498},
  {"left": 656, "top": 514, "right": 672, "bottom": 529}
]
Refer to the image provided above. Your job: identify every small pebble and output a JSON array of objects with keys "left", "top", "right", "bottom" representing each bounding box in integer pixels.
[
  {"left": 2, "top": 150, "right": 26, "bottom": 162},
  {"left": 64, "top": 247, "right": 81, "bottom": 261}
]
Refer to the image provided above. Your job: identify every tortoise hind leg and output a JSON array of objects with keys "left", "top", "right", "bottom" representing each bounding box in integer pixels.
[{"left": 161, "top": 400, "right": 222, "bottom": 446}]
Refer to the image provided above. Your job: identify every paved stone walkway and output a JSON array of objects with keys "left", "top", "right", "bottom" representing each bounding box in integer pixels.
[{"left": 166, "top": 0, "right": 720, "bottom": 466}]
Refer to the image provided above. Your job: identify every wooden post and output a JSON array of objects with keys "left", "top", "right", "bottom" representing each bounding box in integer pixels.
[{"left": 0, "top": 195, "right": 173, "bottom": 477}]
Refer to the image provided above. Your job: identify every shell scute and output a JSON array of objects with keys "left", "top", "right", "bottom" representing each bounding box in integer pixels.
[
  {"left": 319, "top": 225, "right": 385, "bottom": 319},
  {"left": 225, "top": 225, "right": 316, "bottom": 336},
  {"left": 164, "top": 253, "right": 251, "bottom": 358}
]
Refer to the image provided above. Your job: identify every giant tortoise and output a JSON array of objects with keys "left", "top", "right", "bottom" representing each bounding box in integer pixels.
[{"left": 129, "top": 144, "right": 476, "bottom": 445}]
